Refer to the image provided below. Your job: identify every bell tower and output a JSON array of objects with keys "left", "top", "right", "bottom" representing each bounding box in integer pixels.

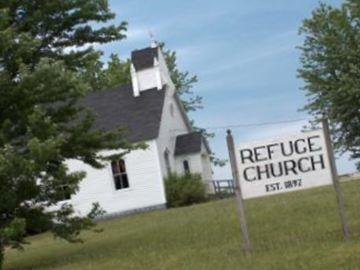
[{"left": 130, "top": 42, "right": 174, "bottom": 97}]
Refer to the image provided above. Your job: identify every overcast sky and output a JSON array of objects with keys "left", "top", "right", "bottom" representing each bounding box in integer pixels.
[{"left": 100, "top": 0, "right": 356, "bottom": 178}]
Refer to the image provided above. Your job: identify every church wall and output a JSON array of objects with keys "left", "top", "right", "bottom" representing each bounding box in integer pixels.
[
  {"left": 200, "top": 144, "right": 214, "bottom": 193},
  {"left": 50, "top": 140, "right": 167, "bottom": 217},
  {"left": 174, "top": 153, "right": 202, "bottom": 176},
  {"left": 174, "top": 143, "right": 214, "bottom": 193},
  {"left": 156, "top": 90, "right": 190, "bottom": 178},
  {"left": 157, "top": 49, "right": 176, "bottom": 92}
]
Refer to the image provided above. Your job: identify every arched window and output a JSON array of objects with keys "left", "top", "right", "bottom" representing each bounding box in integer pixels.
[
  {"left": 111, "top": 159, "right": 129, "bottom": 190},
  {"left": 183, "top": 160, "right": 190, "bottom": 174},
  {"left": 164, "top": 149, "right": 171, "bottom": 174}
]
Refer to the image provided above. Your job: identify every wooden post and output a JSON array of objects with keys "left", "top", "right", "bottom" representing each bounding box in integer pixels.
[
  {"left": 321, "top": 118, "right": 350, "bottom": 241},
  {"left": 226, "top": 129, "right": 252, "bottom": 254}
]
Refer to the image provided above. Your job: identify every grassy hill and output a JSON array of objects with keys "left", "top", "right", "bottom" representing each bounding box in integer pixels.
[{"left": 5, "top": 180, "right": 360, "bottom": 270}]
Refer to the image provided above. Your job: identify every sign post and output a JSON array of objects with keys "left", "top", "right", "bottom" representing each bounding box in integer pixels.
[
  {"left": 226, "top": 130, "right": 251, "bottom": 255},
  {"left": 227, "top": 121, "right": 350, "bottom": 250},
  {"left": 321, "top": 118, "right": 350, "bottom": 241}
]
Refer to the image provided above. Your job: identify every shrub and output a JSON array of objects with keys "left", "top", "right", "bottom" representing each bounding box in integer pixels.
[{"left": 165, "top": 173, "right": 207, "bottom": 208}]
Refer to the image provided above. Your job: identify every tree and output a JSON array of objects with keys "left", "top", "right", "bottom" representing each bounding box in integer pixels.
[
  {"left": 82, "top": 53, "right": 131, "bottom": 91},
  {"left": 103, "top": 54, "right": 132, "bottom": 90},
  {"left": 298, "top": 0, "right": 360, "bottom": 170},
  {"left": 0, "top": 1, "right": 133, "bottom": 268},
  {"left": 160, "top": 43, "right": 202, "bottom": 113}
]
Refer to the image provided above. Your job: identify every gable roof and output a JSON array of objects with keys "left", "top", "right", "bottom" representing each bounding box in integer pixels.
[
  {"left": 175, "top": 132, "right": 210, "bottom": 156},
  {"left": 131, "top": 47, "right": 158, "bottom": 71},
  {"left": 81, "top": 84, "right": 166, "bottom": 142}
]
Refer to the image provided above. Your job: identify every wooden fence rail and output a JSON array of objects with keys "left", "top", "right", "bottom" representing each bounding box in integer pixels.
[{"left": 212, "top": 179, "right": 235, "bottom": 195}]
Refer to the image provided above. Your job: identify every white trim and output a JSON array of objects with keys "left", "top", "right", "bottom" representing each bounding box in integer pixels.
[
  {"left": 130, "top": 64, "right": 140, "bottom": 97},
  {"left": 153, "top": 141, "right": 167, "bottom": 203},
  {"left": 155, "top": 68, "right": 163, "bottom": 90}
]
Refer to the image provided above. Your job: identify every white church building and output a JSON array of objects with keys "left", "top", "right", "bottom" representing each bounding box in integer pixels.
[{"left": 59, "top": 43, "right": 213, "bottom": 217}]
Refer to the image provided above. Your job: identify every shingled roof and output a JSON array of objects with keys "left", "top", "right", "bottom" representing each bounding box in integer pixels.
[
  {"left": 131, "top": 47, "right": 158, "bottom": 71},
  {"left": 175, "top": 132, "right": 210, "bottom": 156},
  {"left": 81, "top": 84, "right": 166, "bottom": 143}
]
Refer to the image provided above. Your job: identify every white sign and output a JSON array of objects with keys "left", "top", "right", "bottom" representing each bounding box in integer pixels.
[{"left": 236, "top": 130, "right": 332, "bottom": 199}]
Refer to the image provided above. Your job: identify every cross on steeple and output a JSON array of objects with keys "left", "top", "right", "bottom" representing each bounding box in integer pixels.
[{"left": 148, "top": 30, "right": 157, "bottom": 48}]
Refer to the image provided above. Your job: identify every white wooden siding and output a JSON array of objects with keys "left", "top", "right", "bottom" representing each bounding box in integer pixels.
[
  {"left": 52, "top": 140, "right": 166, "bottom": 217},
  {"left": 156, "top": 89, "right": 190, "bottom": 178},
  {"left": 174, "top": 143, "right": 214, "bottom": 192}
]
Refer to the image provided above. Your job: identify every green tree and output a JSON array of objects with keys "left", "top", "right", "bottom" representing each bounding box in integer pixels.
[
  {"left": 82, "top": 53, "right": 131, "bottom": 91},
  {"left": 298, "top": 0, "right": 360, "bottom": 169},
  {"left": 160, "top": 43, "right": 202, "bottom": 113},
  {"left": 103, "top": 54, "right": 132, "bottom": 89},
  {"left": 0, "top": 1, "right": 134, "bottom": 268}
]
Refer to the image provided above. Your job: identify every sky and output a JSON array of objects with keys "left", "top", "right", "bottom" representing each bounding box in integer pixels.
[{"left": 99, "top": 0, "right": 356, "bottom": 179}]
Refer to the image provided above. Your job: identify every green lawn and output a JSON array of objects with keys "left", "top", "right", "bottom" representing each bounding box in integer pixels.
[{"left": 5, "top": 180, "right": 360, "bottom": 270}]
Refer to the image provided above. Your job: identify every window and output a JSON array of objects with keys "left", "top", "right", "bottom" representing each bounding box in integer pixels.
[
  {"left": 111, "top": 159, "right": 129, "bottom": 190},
  {"left": 164, "top": 149, "right": 171, "bottom": 174},
  {"left": 183, "top": 160, "right": 190, "bottom": 174}
]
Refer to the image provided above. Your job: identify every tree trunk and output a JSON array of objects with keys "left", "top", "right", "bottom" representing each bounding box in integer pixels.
[
  {"left": 0, "top": 238, "right": 4, "bottom": 270},
  {"left": 0, "top": 249, "right": 3, "bottom": 270}
]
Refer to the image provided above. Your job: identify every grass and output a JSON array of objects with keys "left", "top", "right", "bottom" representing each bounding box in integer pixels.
[{"left": 5, "top": 180, "right": 360, "bottom": 270}]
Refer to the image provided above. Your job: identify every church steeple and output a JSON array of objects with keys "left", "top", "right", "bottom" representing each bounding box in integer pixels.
[{"left": 130, "top": 44, "right": 173, "bottom": 97}]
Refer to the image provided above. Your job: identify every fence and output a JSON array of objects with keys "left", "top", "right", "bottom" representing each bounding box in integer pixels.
[{"left": 211, "top": 179, "right": 235, "bottom": 195}]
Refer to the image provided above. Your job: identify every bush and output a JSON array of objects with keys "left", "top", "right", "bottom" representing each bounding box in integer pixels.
[{"left": 165, "top": 173, "right": 207, "bottom": 208}]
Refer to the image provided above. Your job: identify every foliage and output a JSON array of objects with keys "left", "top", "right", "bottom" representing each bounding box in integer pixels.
[
  {"left": 0, "top": 1, "right": 134, "bottom": 268},
  {"left": 84, "top": 53, "right": 131, "bottom": 91},
  {"left": 103, "top": 54, "right": 131, "bottom": 88},
  {"left": 159, "top": 43, "right": 202, "bottom": 112},
  {"left": 298, "top": 0, "right": 360, "bottom": 169},
  {"left": 5, "top": 180, "right": 360, "bottom": 270},
  {"left": 193, "top": 125, "right": 227, "bottom": 167},
  {"left": 19, "top": 208, "right": 52, "bottom": 236},
  {"left": 165, "top": 173, "right": 207, "bottom": 208}
]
